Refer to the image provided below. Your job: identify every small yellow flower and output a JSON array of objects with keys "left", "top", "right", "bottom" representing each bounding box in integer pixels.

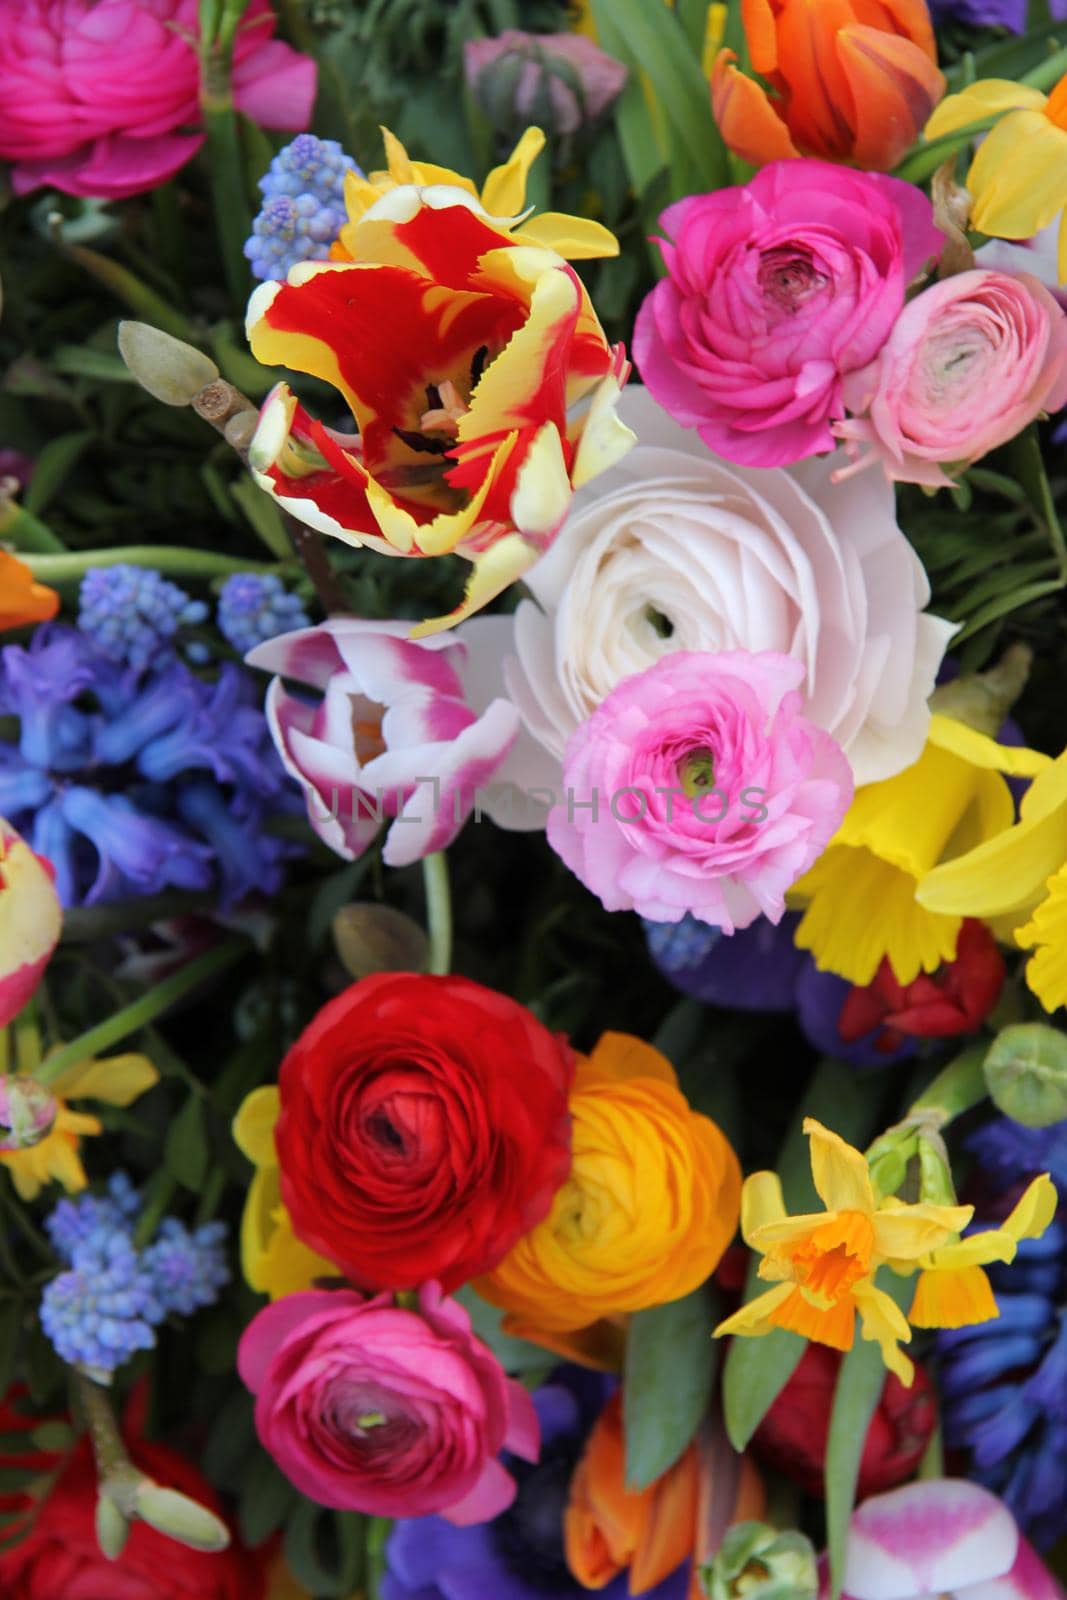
[
  {"left": 232, "top": 1087, "right": 333, "bottom": 1300},
  {"left": 902, "top": 1174, "right": 1057, "bottom": 1329},
  {"left": 791, "top": 714, "right": 1048, "bottom": 986},
  {"left": 918, "top": 747, "right": 1067, "bottom": 1012},
  {"left": 714, "top": 1119, "right": 972, "bottom": 1385},
  {"left": 924, "top": 72, "right": 1067, "bottom": 280},
  {"left": 0, "top": 1053, "right": 159, "bottom": 1200}
]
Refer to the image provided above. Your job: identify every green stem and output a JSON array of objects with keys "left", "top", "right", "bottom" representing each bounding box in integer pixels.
[
  {"left": 133, "top": 1169, "right": 181, "bottom": 1250},
  {"left": 25, "top": 547, "right": 285, "bottom": 584},
  {"left": 34, "top": 940, "right": 247, "bottom": 1088},
  {"left": 907, "top": 1042, "right": 989, "bottom": 1126},
  {"left": 0, "top": 498, "right": 67, "bottom": 554},
  {"left": 422, "top": 852, "right": 453, "bottom": 976},
  {"left": 64, "top": 245, "right": 193, "bottom": 342},
  {"left": 1022, "top": 42, "right": 1067, "bottom": 90},
  {"left": 60, "top": 890, "right": 224, "bottom": 944},
  {"left": 200, "top": 13, "right": 254, "bottom": 312},
  {"left": 918, "top": 1422, "right": 945, "bottom": 1481}
]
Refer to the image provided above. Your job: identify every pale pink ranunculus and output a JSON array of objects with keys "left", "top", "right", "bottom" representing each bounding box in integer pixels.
[
  {"left": 238, "top": 1282, "right": 540, "bottom": 1523},
  {"left": 0, "top": 818, "right": 61, "bottom": 1029},
  {"left": 506, "top": 386, "right": 954, "bottom": 793},
  {"left": 633, "top": 160, "right": 943, "bottom": 468},
  {"left": 546, "top": 649, "right": 853, "bottom": 932},
  {"left": 824, "top": 1479, "right": 1066, "bottom": 1600},
  {"left": 0, "top": 0, "right": 317, "bottom": 201},
  {"left": 464, "top": 30, "right": 627, "bottom": 136},
  {"left": 835, "top": 269, "right": 1067, "bottom": 487},
  {"left": 247, "top": 618, "right": 521, "bottom": 868}
]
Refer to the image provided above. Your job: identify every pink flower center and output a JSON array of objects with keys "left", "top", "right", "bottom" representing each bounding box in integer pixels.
[{"left": 758, "top": 246, "right": 829, "bottom": 317}]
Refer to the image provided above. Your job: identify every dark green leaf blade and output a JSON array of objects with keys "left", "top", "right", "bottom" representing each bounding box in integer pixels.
[{"left": 623, "top": 1282, "right": 719, "bottom": 1491}]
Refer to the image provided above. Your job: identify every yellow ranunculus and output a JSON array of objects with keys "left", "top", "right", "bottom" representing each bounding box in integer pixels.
[
  {"left": 918, "top": 747, "right": 1067, "bottom": 1012},
  {"left": 232, "top": 1086, "right": 333, "bottom": 1300},
  {"left": 924, "top": 72, "right": 1067, "bottom": 281},
  {"left": 714, "top": 1119, "right": 972, "bottom": 1385},
  {"left": 0, "top": 1052, "right": 159, "bottom": 1200},
  {"left": 791, "top": 713, "right": 1049, "bottom": 986},
  {"left": 476, "top": 1032, "right": 740, "bottom": 1337}
]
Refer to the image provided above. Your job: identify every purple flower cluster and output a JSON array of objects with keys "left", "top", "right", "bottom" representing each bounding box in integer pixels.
[
  {"left": 0, "top": 624, "right": 296, "bottom": 907},
  {"left": 244, "top": 133, "right": 359, "bottom": 282}
]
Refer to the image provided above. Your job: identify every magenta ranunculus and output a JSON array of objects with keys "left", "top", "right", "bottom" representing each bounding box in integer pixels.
[
  {"left": 0, "top": 0, "right": 317, "bottom": 201},
  {"left": 238, "top": 1282, "right": 539, "bottom": 1524},
  {"left": 834, "top": 269, "right": 1067, "bottom": 488},
  {"left": 632, "top": 161, "right": 943, "bottom": 469},
  {"left": 546, "top": 649, "right": 853, "bottom": 932}
]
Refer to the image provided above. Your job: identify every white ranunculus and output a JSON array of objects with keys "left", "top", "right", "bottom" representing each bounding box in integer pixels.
[{"left": 505, "top": 386, "right": 954, "bottom": 788}]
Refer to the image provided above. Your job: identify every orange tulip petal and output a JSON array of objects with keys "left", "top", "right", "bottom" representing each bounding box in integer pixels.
[
  {"left": 0, "top": 552, "right": 59, "bottom": 633},
  {"left": 711, "top": 51, "right": 800, "bottom": 166},
  {"left": 837, "top": 25, "right": 946, "bottom": 170}
]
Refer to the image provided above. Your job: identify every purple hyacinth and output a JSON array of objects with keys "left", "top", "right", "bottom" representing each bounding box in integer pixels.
[
  {"left": 41, "top": 1231, "right": 165, "bottom": 1376},
  {"left": 244, "top": 134, "right": 359, "bottom": 281},
  {"left": 930, "top": 0, "right": 1067, "bottom": 23},
  {"left": 78, "top": 565, "right": 208, "bottom": 671},
  {"left": 217, "top": 573, "right": 310, "bottom": 655},
  {"left": 142, "top": 1219, "right": 229, "bottom": 1316},
  {"left": 0, "top": 623, "right": 297, "bottom": 907},
  {"left": 46, "top": 1173, "right": 142, "bottom": 1263}
]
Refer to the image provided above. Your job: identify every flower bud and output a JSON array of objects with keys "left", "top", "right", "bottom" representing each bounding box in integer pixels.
[
  {"left": 0, "top": 1076, "right": 57, "bottom": 1152},
  {"left": 984, "top": 1022, "right": 1067, "bottom": 1127},
  {"left": 464, "top": 30, "right": 627, "bottom": 138},
  {"left": 117, "top": 322, "right": 220, "bottom": 407},
  {"left": 331, "top": 903, "right": 430, "bottom": 980},
  {"left": 700, "top": 1522, "right": 817, "bottom": 1600},
  {"left": 133, "top": 1482, "right": 231, "bottom": 1552},
  {"left": 95, "top": 1492, "right": 130, "bottom": 1560}
]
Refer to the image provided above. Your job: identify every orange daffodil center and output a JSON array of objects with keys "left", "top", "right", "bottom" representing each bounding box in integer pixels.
[{"left": 245, "top": 127, "right": 635, "bottom": 634}]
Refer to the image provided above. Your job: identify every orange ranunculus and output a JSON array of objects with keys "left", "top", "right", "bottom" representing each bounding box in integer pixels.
[
  {"left": 246, "top": 129, "right": 633, "bottom": 635},
  {"left": 0, "top": 551, "right": 58, "bottom": 632},
  {"left": 711, "top": 0, "right": 945, "bottom": 172},
  {"left": 564, "top": 1393, "right": 765, "bottom": 1597}
]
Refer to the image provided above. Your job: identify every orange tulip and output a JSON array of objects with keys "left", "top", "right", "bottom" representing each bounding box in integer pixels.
[
  {"left": 0, "top": 551, "right": 58, "bottom": 632},
  {"left": 711, "top": 0, "right": 945, "bottom": 172},
  {"left": 565, "top": 1393, "right": 765, "bottom": 1596}
]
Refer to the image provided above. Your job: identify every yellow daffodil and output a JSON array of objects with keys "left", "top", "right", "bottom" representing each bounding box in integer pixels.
[
  {"left": 714, "top": 1119, "right": 972, "bottom": 1384},
  {"left": 924, "top": 72, "right": 1067, "bottom": 280},
  {"left": 334, "top": 126, "right": 618, "bottom": 264},
  {"left": 791, "top": 713, "right": 1049, "bottom": 986},
  {"left": 0, "top": 1053, "right": 159, "bottom": 1200},
  {"left": 901, "top": 1174, "right": 1057, "bottom": 1329},
  {"left": 232, "top": 1086, "right": 333, "bottom": 1299},
  {"left": 918, "top": 748, "right": 1067, "bottom": 1011}
]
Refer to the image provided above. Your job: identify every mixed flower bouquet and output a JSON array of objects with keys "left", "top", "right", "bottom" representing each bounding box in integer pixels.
[{"left": 3, "top": 0, "right": 1067, "bottom": 1596}]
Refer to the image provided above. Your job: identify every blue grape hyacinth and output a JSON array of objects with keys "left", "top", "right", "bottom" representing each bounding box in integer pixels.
[
  {"left": 217, "top": 573, "right": 310, "bottom": 655},
  {"left": 244, "top": 134, "right": 359, "bottom": 281},
  {"left": 0, "top": 622, "right": 297, "bottom": 907},
  {"left": 78, "top": 565, "right": 208, "bottom": 671}
]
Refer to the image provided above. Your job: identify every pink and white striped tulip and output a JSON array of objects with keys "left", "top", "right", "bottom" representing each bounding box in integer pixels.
[
  {"left": 828, "top": 1480, "right": 1065, "bottom": 1600},
  {"left": 248, "top": 619, "right": 521, "bottom": 868},
  {"left": 0, "top": 819, "right": 62, "bottom": 1028}
]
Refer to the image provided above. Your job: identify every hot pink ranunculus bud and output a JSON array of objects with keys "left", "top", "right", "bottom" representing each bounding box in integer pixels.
[
  {"left": 0, "top": 0, "right": 317, "bottom": 201},
  {"left": 464, "top": 30, "right": 627, "bottom": 137}
]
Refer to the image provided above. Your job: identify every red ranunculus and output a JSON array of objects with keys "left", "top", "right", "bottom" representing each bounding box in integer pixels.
[
  {"left": 837, "top": 917, "right": 1005, "bottom": 1054},
  {"left": 0, "top": 1395, "right": 267, "bottom": 1600},
  {"left": 751, "top": 1342, "right": 936, "bottom": 1499},
  {"left": 275, "top": 972, "right": 575, "bottom": 1291}
]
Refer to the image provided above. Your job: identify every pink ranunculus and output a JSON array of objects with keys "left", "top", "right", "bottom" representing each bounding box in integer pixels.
[
  {"left": 0, "top": 0, "right": 317, "bottom": 201},
  {"left": 238, "top": 1282, "right": 540, "bottom": 1523},
  {"left": 632, "top": 160, "right": 943, "bottom": 469},
  {"left": 464, "top": 30, "right": 627, "bottom": 136},
  {"left": 834, "top": 269, "right": 1067, "bottom": 487},
  {"left": 0, "top": 818, "right": 61, "bottom": 1029},
  {"left": 248, "top": 617, "right": 521, "bottom": 868},
  {"left": 546, "top": 649, "right": 853, "bottom": 932},
  {"left": 824, "top": 1479, "right": 1066, "bottom": 1600}
]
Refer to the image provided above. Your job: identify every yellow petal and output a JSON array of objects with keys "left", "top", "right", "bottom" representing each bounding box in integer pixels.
[
  {"left": 1016, "top": 865, "right": 1067, "bottom": 1013},
  {"left": 233, "top": 1086, "right": 281, "bottom": 1169},
  {"left": 872, "top": 1200, "right": 974, "bottom": 1262},
  {"left": 578, "top": 1034, "right": 678, "bottom": 1090},
  {"left": 804, "top": 1119, "right": 875, "bottom": 1215},
  {"left": 515, "top": 213, "right": 620, "bottom": 259},
  {"left": 908, "top": 1264, "right": 999, "bottom": 1329},
  {"left": 924, "top": 79, "right": 1046, "bottom": 140},
  {"left": 918, "top": 804, "right": 1067, "bottom": 919},
  {"left": 570, "top": 361, "right": 637, "bottom": 490},
  {"left": 410, "top": 531, "right": 541, "bottom": 637},
  {"left": 480, "top": 127, "right": 546, "bottom": 218},
  {"left": 510, "top": 421, "right": 574, "bottom": 538},
  {"left": 51, "top": 1052, "right": 159, "bottom": 1107},
  {"left": 740, "top": 1171, "right": 788, "bottom": 1246},
  {"left": 928, "top": 714, "right": 1050, "bottom": 778},
  {"left": 794, "top": 846, "right": 961, "bottom": 986},
  {"left": 713, "top": 1281, "right": 795, "bottom": 1339},
  {"left": 853, "top": 1279, "right": 914, "bottom": 1386},
  {"left": 968, "top": 112, "right": 1067, "bottom": 240},
  {"left": 1002, "top": 1173, "right": 1058, "bottom": 1241}
]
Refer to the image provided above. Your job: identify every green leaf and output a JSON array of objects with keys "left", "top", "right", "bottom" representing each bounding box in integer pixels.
[
  {"left": 623, "top": 1283, "right": 719, "bottom": 1491},
  {"left": 164, "top": 1095, "right": 209, "bottom": 1191},
  {"left": 24, "top": 432, "right": 94, "bottom": 517},
  {"left": 0, "top": 1304, "right": 22, "bottom": 1404},
  {"left": 238, "top": 1452, "right": 297, "bottom": 1548},
  {"left": 825, "top": 1273, "right": 913, "bottom": 1600},
  {"left": 283, "top": 1502, "right": 366, "bottom": 1598},
  {"left": 231, "top": 475, "right": 293, "bottom": 559},
  {"left": 454, "top": 1285, "right": 563, "bottom": 1374}
]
